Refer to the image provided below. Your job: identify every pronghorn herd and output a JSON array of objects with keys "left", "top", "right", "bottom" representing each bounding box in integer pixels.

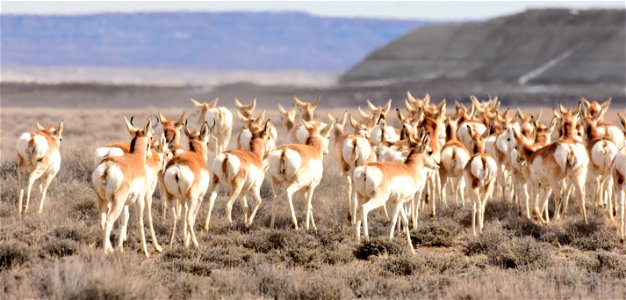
[{"left": 15, "top": 95, "right": 626, "bottom": 256}]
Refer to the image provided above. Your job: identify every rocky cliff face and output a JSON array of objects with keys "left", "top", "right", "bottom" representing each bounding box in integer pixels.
[{"left": 340, "top": 9, "right": 625, "bottom": 86}]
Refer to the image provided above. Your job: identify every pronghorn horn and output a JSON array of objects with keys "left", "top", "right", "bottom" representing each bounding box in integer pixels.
[
  {"left": 367, "top": 99, "right": 377, "bottom": 112},
  {"left": 234, "top": 97, "right": 244, "bottom": 108},
  {"left": 357, "top": 106, "right": 370, "bottom": 119},
  {"left": 36, "top": 121, "right": 45, "bottom": 131},
  {"left": 407, "top": 91, "right": 416, "bottom": 102},
  {"left": 175, "top": 111, "right": 187, "bottom": 126},
  {"left": 151, "top": 115, "right": 160, "bottom": 129},
  {"left": 158, "top": 112, "right": 167, "bottom": 124},
  {"left": 190, "top": 98, "right": 203, "bottom": 107},
  {"left": 208, "top": 97, "right": 219, "bottom": 108},
  {"left": 278, "top": 103, "right": 287, "bottom": 114},
  {"left": 293, "top": 96, "right": 305, "bottom": 106}
]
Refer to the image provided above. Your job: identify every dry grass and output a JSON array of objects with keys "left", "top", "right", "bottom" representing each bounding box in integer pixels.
[{"left": 1, "top": 107, "right": 626, "bottom": 299}]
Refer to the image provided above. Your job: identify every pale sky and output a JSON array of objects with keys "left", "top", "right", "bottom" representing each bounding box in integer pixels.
[{"left": 1, "top": 1, "right": 623, "bottom": 20}]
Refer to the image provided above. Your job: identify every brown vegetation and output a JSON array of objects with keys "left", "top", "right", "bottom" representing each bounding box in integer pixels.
[{"left": 1, "top": 107, "right": 626, "bottom": 299}]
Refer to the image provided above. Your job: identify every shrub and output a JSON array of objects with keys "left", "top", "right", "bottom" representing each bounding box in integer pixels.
[
  {"left": 411, "top": 218, "right": 461, "bottom": 247},
  {"left": 354, "top": 238, "right": 403, "bottom": 260},
  {"left": 0, "top": 241, "right": 30, "bottom": 270},
  {"left": 487, "top": 236, "right": 551, "bottom": 270},
  {"left": 382, "top": 256, "right": 424, "bottom": 276},
  {"left": 43, "top": 239, "right": 77, "bottom": 258}
]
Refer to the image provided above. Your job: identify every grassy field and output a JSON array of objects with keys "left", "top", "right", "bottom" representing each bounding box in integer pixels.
[{"left": 1, "top": 107, "right": 626, "bottom": 299}]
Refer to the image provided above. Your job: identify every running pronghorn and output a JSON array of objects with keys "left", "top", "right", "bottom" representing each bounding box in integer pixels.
[
  {"left": 277, "top": 103, "right": 298, "bottom": 143},
  {"left": 162, "top": 122, "right": 212, "bottom": 248},
  {"left": 204, "top": 120, "right": 274, "bottom": 229},
  {"left": 352, "top": 127, "right": 438, "bottom": 254},
  {"left": 328, "top": 112, "right": 376, "bottom": 223},
  {"left": 16, "top": 120, "right": 64, "bottom": 215},
  {"left": 611, "top": 113, "right": 626, "bottom": 241},
  {"left": 439, "top": 116, "right": 471, "bottom": 207},
  {"left": 584, "top": 117, "right": 618, "bottom": 220},
  {"left": 421, "top": 99, "right": 446, "bottom": 217},
  {"left": 142, "top": 133, "right": 169, "bottom": 252},
  {"left": 234, "top": 97, "right": 257, "bottom": 120},
  {"left": 191, "top": 98, "right": 233, "bottom": 153},
  {"left": 268, "top": 119, "right": 334, "bottom": 231},
  {"left": 514, "top": 104, "right": 589, "bottom": 224},
  {"left": 463, "top": 124, "right": 497, "bottom": 236},
  {"left": 92, "top": 116, "right": 155, "bottom": 256}
]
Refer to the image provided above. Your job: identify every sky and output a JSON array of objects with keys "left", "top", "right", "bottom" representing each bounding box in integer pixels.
[{"left": 1, "top": 1, "right": 623, "bottom": 20}]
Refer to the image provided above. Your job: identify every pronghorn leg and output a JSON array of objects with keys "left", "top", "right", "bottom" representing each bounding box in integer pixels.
[
  {"left": 346, "top": 175, "right": 353, "bottom": 223},
  {"left": 480, "top": 182, "right": 495, "bottom": 233},
  {"left": 521, "top": 183, "right": 531, "bottom": 219},
  {"left": 389, "top": 200, "right": 403, "bottom": 239},
  {"left": 118, "top": 206, "right": 130, "bottom": 251},
  {"left": 361, "top": 195, "right": 388, "bottom": 241},
  {"left": 134, "top": 196, "right": 150, "bottom": 256},
  {"left": 562, "top": 181, "right": 572, "bottom": 216},
  {"left": 440, "top": 174, "right": 448, "bottom": 208},
  {"left": 303, "top": 186, "right": 318, "bottom": 232},
  {"left": 619, "top": 189, "right": 625, "bottom": 242},
  {"left": 354, "top": 194, "right": 363, "bottom": 242},
  {"left": 429, "top": 177, "right": 437, "bottom": 217},
  {"left": 246, "top": 188, "right": 263, "bottom": 227},
  {"left": 103, "top": 197, "right": 125, "bottom": 255},
  {"left": 24, "top": 172, "right": 39, "bottom": 213},
  {"left": 534, "top": 187, "right": 547, "bottom": 224},
  {"left": 181, "top": 202, "right": 190, "bottom": 246},
  {"left": 605, "top": 178, "right": 615, "bottom": 222},
  {"left": 572, "top": 170, "right": 588, "bottom": 224},
  {"left": 17, "top": 160, "right": 25, "bottom": 216},
  {"left": 400, "top": 204, "right": 415, "bottom": 255},
  {"left": 286, "top": 186, "right": 300, "bottom": 230},
  {"left": 145, "top": 191, "right": 162, "bottom": 252},
  {"left": 37, "top": 174, "right": 53, "bottom": 214},
  {"left": 411, "top": 191, "right": 422, "bottom": 230},
  {"left": 225, "top": 183, "right": 243, "bottom": 225},
  {"left": 470, "top": 189, "right": 479, "bottom": 236},
  {"left": 204, "top": 189, "right": 218, "bottom": 232},
  {"left": 270, "top": 184, "right": 280, "bottom": 229},
  {"left": 186, "top": 196, "right": 201, "bottom": 249},
  {"left": 168, "top": 200, "right": 178, "bottom": 246},
  {"left": 97, "top": 194, "right": 107, "bottom": 231},
  {"left": 240, "top": 195, "right": 250, "bottom": 226}
]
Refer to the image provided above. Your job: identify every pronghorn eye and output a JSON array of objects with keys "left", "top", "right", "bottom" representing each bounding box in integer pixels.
[{"left": 507, "top": 138, "right": 510, "bottom": 141}]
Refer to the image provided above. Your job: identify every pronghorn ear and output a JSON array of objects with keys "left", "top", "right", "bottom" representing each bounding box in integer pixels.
[
  {"left": 184, "top": 120, "right": 192, "bottom": 137},
  {"left": 190, "top": 98, "right": 204, "bottom": 108},
  {"left": 234, "top": 97, "right": 244, "bottom": 109},
  {"left": 200, "top": 122, "right": 210, "bottom": 140},
  {"left": 236, "top": 110, "right": 249, "bottom": 123},
  {"left": 617, "top": 113, "right": 626, "bottom": 132},
  {"left": 57, "top": 120, "right": 64, "bottom": 137},
  {"left": 580, "top": 97, "right": 591, "bottom": 108},
  {"left": 366, "top": 99, "right": 377, "bottom": 112},
  {"left": 293, "top": 96, "right": 305, "bottom": 107},
  {"left": 144, "top": 118, "right": 154, "bottom": 136},
  {"left": 208, "top": 97, "right": 219, "bottom": 108},
  {"left": 263, "top": 119, "right": 272, "bottom": 136},
  {"left": 327, "top": 113, "right": 336, "bottom": 124},
  {"left": 175, "top": 111, "right": 186, "bottom": 127},
  {"left": 470, "top": 96, "right": 481, "bottom": 112},
  {"left": 158, "top": 112, "right": 167, "bottom": 124},
  {"left": 36, "top": 121, "right": 45, "bottom": 131},
  {"left": 357, "top": 106, "right": 370, "bottom": 119},
  {"left": 349, "top": 114, "right": 360, "bottom": 130},
  {"left": 320, "top": 121, "right": 334, "bottom": 137},
  {"left": 311, "top": 96, "right": 321, "bottom": 107},
  {"left": 548, "top": 117, "right": 559, "bottom": 135},
  {"left": 490, "top": 97, "right": 500, "bottom": 112},
  {"left": 559, "top": 103, "right": 568, "bottom": 115},
  {"left": 437, "top": 99, "right": 447, "bottom": 119},
  {"left": 420, "top": 130, "right": 430, "bottom": 149},
  {"left": 383, "top": 99, "right": 392, "bottom": 115},
  {"left": 598, "top": 98, "right": 611, "bottom": 119},
  {"left": 302, "top": 119, "right": 314, "bottom": 130},
  {"left": 251, "top": 98, "right": 257, "bottom": 111},
  {"left": 396, "top": 107, "right": 406, "bottom": 123},
  {"left": 277, "top": 103, "right": 287, "bottom": 114},
  {"left": 407, "top": 91, "right": 416, "bottom": 102},
  {"left": 124, "top": 116, "right": 136, "bottom": 134},
  {"left": 159, "top": 133, "right": 167, "bottom": 149},
  {"left": 400, "top": 125, "right": 410, "bottom": 142},
  {"left": 466, "top": 123, "right": 474, "bottom": 136},
  {"left": 405, "top": 100, "right": 416, "bottom": 115},
  {"left": 424, "top": 93, "right": 431, "bottom": 103},
  {"left": 340, "top": 111, "right": 348, "bottom": 127}
]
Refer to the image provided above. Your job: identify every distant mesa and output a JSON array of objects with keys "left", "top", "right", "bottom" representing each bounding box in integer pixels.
[{"left": 340, "top": 9, "right": 626, "bottom": 86}]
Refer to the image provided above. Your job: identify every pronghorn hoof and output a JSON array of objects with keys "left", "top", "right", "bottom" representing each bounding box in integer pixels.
[{"left": 154, "top": 245, "right": 163, "bottom": 253}]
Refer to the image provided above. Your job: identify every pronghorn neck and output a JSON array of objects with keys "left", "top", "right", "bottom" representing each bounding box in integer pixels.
[
  {"left": 332, "top": 125, "right": 344, "bottom": 140},
  {"left": 283, "top": 118, "right": 294, "bottom": 132},
  {"left": 302, "top": 111, "right": 314, "bottom": 122},
  {"left": 249, "top": 135, "right": 267, "bottom": 159},
  {"left": 129, "top": 136, "right": 150, "bottom": 161},
  {"left": 305, "top": 135, "right": 324, "bottom": 155},
  {"left": 445, "top": 122, "right": 458, "bottom": 142},
  {"left": 404, "top": 148, "right": 425, "bottom": 168},
  {"left": 473, "top": 138, "right": 485, "bottom": 154},
  {"left": 560, "top": 119, "right": 577, "bottom": 140},
  {"left": 188, "top": 139, "right": 207, "bottom": 156}
]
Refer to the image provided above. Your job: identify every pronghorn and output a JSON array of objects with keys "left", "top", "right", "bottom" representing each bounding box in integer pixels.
[
  {"left": 405, "top": 91, "right": 429, "bottom": 115},
  {"left": 421, "top": 99, "right": 447, "bottom": 217},
  {"left": 277, "top": 103, "right": 298, "bottom": 142},
  {"left": 293, "top": 96, "right": 320, "bottom": 122},
  {"left": 191, "top": 98, "right": 233, "bottom": 153},
  {"left": 16, "top": 120, "right": 64, "bottom": 215},
  {"left": 268, "top": 119, "right": 333, "bottom": 231},
  {"left": 364, "top": 99, "right": 400, "bottom": 148},
  {"left": 456, "top": 96, "right": 492, "bottom": 151},
  {"left": 584, "top": 117, "right": 618, "bottom": 220},
  {"left": 204, "top": 120, "right": 274, "bottom": 229},
  {"left": 514, "top": 104, "right": 589, "bottom": 224},
  {"left": 611, "top": 113, "right": 626, "bottom": 241},
  {"left": 439, "top": 117, "right": 471, "bottom": 207},
  {"left": 162, "top": 122, "right": 211, "bottom": 248},
  {"left": 236, "top": 110, "right": 277, "bottom": 155},
  {"left": 353, "top": 127, "right": 437, "bottom": 254},
  {"left": 580, "top": 97, "right": 623, "bottom": 147},
  {"left": 277, "top": 101, "right": 326, "bottom": 144},
  {"left": 234, "top": 97, "right": 257, "bottom": 120},
  {"left": 92, "top": 116, "right": 155, "bottom": 256},
  {"left": 328, "top": 112, "right": 375, "bottom": 223},
  {"left": 463, "top": 124, "right": 497, "bottom": 236}
]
